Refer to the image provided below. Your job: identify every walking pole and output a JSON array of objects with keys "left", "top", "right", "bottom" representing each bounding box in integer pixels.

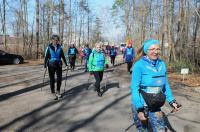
[
  {"left": 104, "top": 63, "right": 109, "bottom": 89},
  {"left": 86, "top": 72, "right": 92, "bottom": 90},
  {"left": 104, "top": 71, "right": 108, "bottom": 89},
  {"left": 64, "top": 66, "right": 69, "bottom": 93},
  {"left": 165, "top": 104, "right": 182, "bottom": 117},
  {"left": 41, "top": 67, "right": 47, "bottom": 91},
  {"left": 125, "top": 122, "right": 135, "bottom": 132}
]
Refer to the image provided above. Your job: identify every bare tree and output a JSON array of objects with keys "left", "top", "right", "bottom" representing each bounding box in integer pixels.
[
  {"left": 192, "top": 0, "right": 200, "bottom": 64},
  {"left": 168, "top": 0, "right": 176, "bottom": 62},
  {"left": 60, "top": 0, "right": 64, "bottom": 43},
  {"left": 46, "top": 0, "right": 50, "bottom": 44},
  {"left": 36, "top": 0, "right": 39, "bottom": 59},
  {"left": 3, "top": 0, "right": 7, "bottom": 50}
]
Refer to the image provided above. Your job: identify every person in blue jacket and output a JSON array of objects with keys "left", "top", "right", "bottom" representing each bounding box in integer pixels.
[
  {"left": 109, "top": 45, "right": 118, "bottom": 66},
  {"left": 130, "top": 39, "right": 180, "bottom": 131},
  {"left": 68, "top": 43, "right": 78, "bottom": 70},
  {"left": 44, "top": 35, "right": 68, "bottom": 99},
  {"left": 123, "top": 43, "right": 135, "bottom": 74},
  {"left": 83, "top": 44, "right": 92, "bottom": 72}
]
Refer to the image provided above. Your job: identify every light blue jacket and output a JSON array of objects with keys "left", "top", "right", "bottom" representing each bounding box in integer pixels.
[
  {"left": 130, "top": 56, "right": 174, "bottom": 110},
  {"left": 123, "top": 47, "right": 135, "bottom": 62}
]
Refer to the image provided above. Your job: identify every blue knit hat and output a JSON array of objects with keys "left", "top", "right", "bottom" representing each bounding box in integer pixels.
[{"left": 143, "top": 39, "right": 160, "bottom": 54}]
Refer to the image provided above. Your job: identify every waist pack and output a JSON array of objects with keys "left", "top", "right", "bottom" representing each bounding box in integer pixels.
[
  {"left": 49, "top": 59, "right": 61, "bottom": 68},
  {"left": 139, "top": 89, "right": 166, "bottom": 110}
]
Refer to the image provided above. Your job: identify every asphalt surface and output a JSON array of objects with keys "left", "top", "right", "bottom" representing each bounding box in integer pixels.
[{"left": 0, "top": 56, "right": 200, "bottom": 132}]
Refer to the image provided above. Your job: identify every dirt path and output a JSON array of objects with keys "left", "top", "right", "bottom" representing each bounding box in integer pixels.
[{"left": 0, "top": 56, "right": 200, "bottom": 132}]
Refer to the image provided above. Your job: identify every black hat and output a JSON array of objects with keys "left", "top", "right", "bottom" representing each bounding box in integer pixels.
[{"left": 51, "top": 35, "right": 60, "bottom": 41}]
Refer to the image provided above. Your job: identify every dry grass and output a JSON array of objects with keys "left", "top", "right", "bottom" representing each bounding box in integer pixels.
[{"left": 168, "top": 73, "right": 200, "bottom": 87}]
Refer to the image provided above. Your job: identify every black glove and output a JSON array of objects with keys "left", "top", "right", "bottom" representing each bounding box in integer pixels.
[
  {"left": 169, "top": 100, "right": 181, "bottom": 109},
  {"left": 137, "top": 108, "right": 144, "bottom": 113}
]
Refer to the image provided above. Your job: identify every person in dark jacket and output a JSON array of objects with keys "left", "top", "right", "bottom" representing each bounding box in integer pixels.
[
  {"left": 109, "top": 45, "right": 118, "bottom": 66},
  {"left": 83, "top": 44, "right": 92, "bottom": 72},
  {"left": 44, "top": 35, "right": 68, "bottom": 99},
  {"left": 68, "top": 43, "right": 78, "bottom": 70}
]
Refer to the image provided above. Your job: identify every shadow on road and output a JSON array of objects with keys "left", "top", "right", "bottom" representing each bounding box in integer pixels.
[
  {"left": 66, "top": 93, "right": 130, "bottom": 132},
  {"left": 0, "top": 82, "right": 90, "bottom": 131},
  {"left": 0, "top": 70, "right": 87, "bottom": 102},
  {"left": 0, "top": 80, "right": 130, "bottom": 132},
  {"left": 101, "top": 82, "right": 120, "bottom": 94},
  {"left": 0, "top": 63, "right": 121, "bottom": 102}
]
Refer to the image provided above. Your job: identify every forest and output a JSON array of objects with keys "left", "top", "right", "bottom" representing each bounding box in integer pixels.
[{"left": 0, "top": 0, "right": 199, "bottom": 71}]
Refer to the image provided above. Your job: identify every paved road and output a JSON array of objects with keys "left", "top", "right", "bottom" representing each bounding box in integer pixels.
[{"left": 0, "top": 56, "right": 200, "bottom": 132}]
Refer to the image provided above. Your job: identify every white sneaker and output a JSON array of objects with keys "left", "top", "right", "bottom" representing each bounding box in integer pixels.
[{"left": 56, "top": 91, "right": 62, "bottom": 98}]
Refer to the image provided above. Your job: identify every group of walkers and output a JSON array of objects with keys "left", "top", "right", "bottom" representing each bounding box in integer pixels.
[
  {"left": 44, "top": 34, "right": 180, "bottom": 131},
  {"left": 44, "top": 35, "right": 108, "bottom": 98}
]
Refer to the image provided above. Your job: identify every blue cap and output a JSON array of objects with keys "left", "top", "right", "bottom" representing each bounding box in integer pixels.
[{"left": 143, "top": 39, "right": 160, "bottom": 54}]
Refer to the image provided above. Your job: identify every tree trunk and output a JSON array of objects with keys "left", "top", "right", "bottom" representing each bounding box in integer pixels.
[
  {"left": 36, "top": 0, "right": 39, "bottom": 59},
  {"left": 161, "top": 0, "right": 168, "bottom": 57},
  {"left": 87, "top": 2, "right": 90, "bottom": 44},
  {"left": 168, "top": 0, "right": 176, "bottom": 62},
  {"left": 46, "top": 0, "right": 50, "bottom": 44},
  {"left": 60, "top": 0, "right": 64, "bottom": 44},
  {"left": 131, "top": 0, "right": 135, "bottom": 40},
  {"left": 3, "top": 0, "right": 7, "bottom": 50},
  {"left": 192, "top": 2, "right": 200, "bottom": 64},
  {"left": 124, "top": 0, "right": 131, "bottom": 37},
  {"left": 78, "top": 15, "right": 83, "bottom": 47}
]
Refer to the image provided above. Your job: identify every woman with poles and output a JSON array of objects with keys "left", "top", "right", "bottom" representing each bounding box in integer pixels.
[
  {"left": 130, "top": 39, "right": 181, "bottom": 131},
  {"left": 44, "top": 35, "right": 68, "bottom": 100},
  {"left": 88, "top": 43, "right": 109, "bottom": 97}
]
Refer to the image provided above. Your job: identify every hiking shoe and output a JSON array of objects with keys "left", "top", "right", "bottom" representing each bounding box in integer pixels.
[
  {"left": 97, "top": 92, "right": 102, "bottom": 97},
  {"left": 56, "top": 91, "right": 62, "bottom": 98},
  {"left": 50, "top": 93, "right": 58, "bottom": 100},
  {"left": 94, "top": 86, "right": 97, "bottom": 91}
]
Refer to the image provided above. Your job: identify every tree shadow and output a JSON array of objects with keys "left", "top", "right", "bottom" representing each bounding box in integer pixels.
[
  {"left": 0, "top": 82, "right": 90, "bottom": 131},
  {"left": 0, "top": 70, "right": 87, "bottom": 102},
  {"left": 0, "top": 81, "right": 49, "bottom": 102},
  {"left": 0, "top": 81, "right": 130, "bottom": 132},
  {"left": 104, "top": 69, "right": 115, "bottom": 73},
  {"left": 65, "top": 92, "right": 130, "bottom": 132},
  {"left": 163, "top": 112, "right": 177, "bottom": 132},
  {"left": 0, "top": 66, "right": 85, "bottom": 89},
  {"left": 101, "top": 82, "right": 120, "bottom": 94},
  {"left": 0, "top": 62, "right": 127, "bottom": 131},
  {"left": 173, "top": 91, "right": 200, "bottom": 104}
]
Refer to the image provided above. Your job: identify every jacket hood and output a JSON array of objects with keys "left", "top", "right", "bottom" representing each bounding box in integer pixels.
[{"left": 92, "top": 49, "right": 103, "bottom": 54}]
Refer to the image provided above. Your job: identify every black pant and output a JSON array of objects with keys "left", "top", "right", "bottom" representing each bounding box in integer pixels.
[
  {"left": 127, "top": 62, "right": 133, "bottom": 72},
  {"left": 48, "top": 66, "right": 62, "bottom": 93},
  {"left": 69, "top": 55, "right": 76, "bottom": 69},
  {"left": 93, "top": 71, "right": 103, "bottom": 92},
  {"left": 110, "top": 55, "right": 116, "bottom": 66},
  {"left": 84, "top": 58, "right": 89, "bottom": 71}
]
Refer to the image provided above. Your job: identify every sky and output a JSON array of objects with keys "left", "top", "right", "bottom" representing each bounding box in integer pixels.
[
  {"left": 89, "top": 0, "right": 124, "bottom": 44},
  {"left": 2, "top": 0, "right": 124, "bottom": 44}
]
